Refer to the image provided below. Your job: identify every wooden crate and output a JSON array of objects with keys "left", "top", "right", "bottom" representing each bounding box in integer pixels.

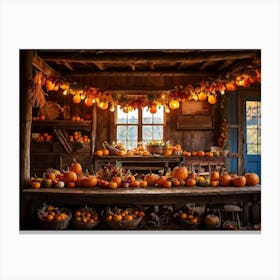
[{"left": 30, "top": 142, "right": 53, "bottom": 153}]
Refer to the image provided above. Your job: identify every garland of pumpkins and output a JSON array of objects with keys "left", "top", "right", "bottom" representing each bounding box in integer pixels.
[{"left": 31, "top": 68, "right": 261, "bottom": 114}]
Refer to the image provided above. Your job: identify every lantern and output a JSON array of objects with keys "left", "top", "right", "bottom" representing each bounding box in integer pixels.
[{"left": 208, "top": 94, "right": 217, "bottom": 105}]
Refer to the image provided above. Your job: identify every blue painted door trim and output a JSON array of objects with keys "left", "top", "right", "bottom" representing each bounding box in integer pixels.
[{"left": 243, "top": 96, "right": 261, "bottom": 180}]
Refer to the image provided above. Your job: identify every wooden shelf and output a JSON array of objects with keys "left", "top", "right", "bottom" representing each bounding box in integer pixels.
[{"left": 32, "top": 120, "right": 92, "bottom": 128}]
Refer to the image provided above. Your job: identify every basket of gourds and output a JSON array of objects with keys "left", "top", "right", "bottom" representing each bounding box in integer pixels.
[
  {"left": 71, "top": 206, "right": 100, "bottom": 230},
  {"left": 174, "top": 205, "right": 203, "bottom": 230},
  {"left": 37, "top": 203, "right": 72, "bottom": 230},
  {"left": 102, "top": 206, "right": 144, "bottom": 230}
]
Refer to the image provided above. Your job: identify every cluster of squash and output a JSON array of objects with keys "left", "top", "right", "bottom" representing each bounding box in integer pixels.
[
  {"left": 68, "top": 131, "right": 90, "bottom": 143},
  {"left": 29, "top": 159, "right": 260, "bottom": 189},
  {"left": 39, "top": 204, "right": 69, "bottom": 222},
  {"left": 73, "top": 208, "right": 99, "bottom": 224},
  {"left": 182, "top": 150, "right": 218, "bottom": 157},
  {"left": 32, "top": 132, "right": 53, "bottom": 143},
  {"left": 104, "top": 207, "right": 145, "bottom": 222}
]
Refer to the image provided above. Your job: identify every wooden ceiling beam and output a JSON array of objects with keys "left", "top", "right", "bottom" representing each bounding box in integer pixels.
[
  {"left": 217, "top": 59, "right": 234, "bottom": 71},
  {"left": 38, "top": 50, "right": 260, "bottom": 64},
  {"left": 93, "top": 62, "right": 106, "bottom": 71},
  {"left": 63, "top": 70, "right": 215, "bottom": 78},
  {"left": 63, "top": 61, "right": 74, "bottom": 71},
  {"left": 32, "top": 53, "right": 63, "bottom": 78}
]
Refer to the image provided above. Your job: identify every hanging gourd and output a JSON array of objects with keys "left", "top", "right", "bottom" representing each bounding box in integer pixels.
[{"left": 149, "top": 104, "right": 157, "bottom": 114}]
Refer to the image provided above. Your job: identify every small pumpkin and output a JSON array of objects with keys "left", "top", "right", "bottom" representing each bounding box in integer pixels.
[
  {"left": 41, "top": 174, "right": 52, "bottom": 188},
  {"left": 245, "top": 173, "right": 259, "bottom": 186},
  {"left": 55, "top": 181, "right": 65, "bottom": 188},
  {"left": 233, "top": 176, "right": 246, "bottom": 187},
  {"left": 219, "top": 173, "right": 232, "bottom": 186},
  {"left": 144, "top": 172, "right": 159, "bottom": 186},
  {"left": 111, "top": 176, "right": 122, "bottom": 187},
  {"left": 186, "top": 178, "right": 196, "bottom": 187},
  {"left": 210, "top": 171, "right": 220, "bottom": 181},
  {"left": 205, "top": 214, "right": 220, "bottom": 226},
  {"left": 157, "top": 175, "right": 167, "bottom": 187},
  {"left": 172, "top": 163, "right": 188, "bottom": 181},
  {"left": 70, "top": 159, "right": 83, "bottom": 176},
  {"left": 162, "top": 180, "right": 172, "bottom": 188},
  {"left": 83, "top": 175, "right": 98, "bottom": 188},
  {"left": 63, "top": 171, "right": 78, "bottom": 183}
]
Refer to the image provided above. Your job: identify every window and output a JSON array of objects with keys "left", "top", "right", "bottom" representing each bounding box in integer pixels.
[
  {"left": 116, "top": 106, "right": 164, "bottom": 150},
  {"left": 246, "top": 101, "right": 261, "bottom": 154}
]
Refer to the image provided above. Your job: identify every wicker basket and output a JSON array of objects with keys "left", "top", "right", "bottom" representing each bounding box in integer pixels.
[
  {"left": 71, "top": 207, "right": 100, "bottom": 230},
  {"left": 105, "top": 216, "right": 142, "bottom": 230},
  {"left": 178, "top": 217, "right": 201, "bottom": 230},
  {"left": 146, "top": 145, "right": 164, "bottom": 155},
  {"left": 37, "top": 207, "right": 72, "bottom": 230}
]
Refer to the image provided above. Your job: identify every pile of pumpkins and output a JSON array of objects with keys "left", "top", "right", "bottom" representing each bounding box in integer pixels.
[{"left": 29, "top": 161, "right": 260, "bottom": 189}]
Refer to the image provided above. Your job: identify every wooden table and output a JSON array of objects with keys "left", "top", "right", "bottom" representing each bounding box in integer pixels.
[{"left": 21, "top": 186, "right": 261, "bottom": 226}]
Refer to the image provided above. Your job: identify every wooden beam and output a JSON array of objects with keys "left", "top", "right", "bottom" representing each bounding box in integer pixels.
[
  {"left": 217, "top": 59, "right": 234, "bottom": 71},
  {"left": 200, "top": 60, "right": 217, "bottom": 70},
  {"left": 20, "top": 50, "right": 33, "bottom": 185},
  {"left": 149, "top": 62, "right": 155, "bottom": 71},
  {"left": 63, "top": 61, "right": 74, "bottom": 71},
  {"left": 63, "top": 70, "right": 215, "bottom": 78},
  {"left": 93, "top": 62, "right": 105, "bottom": 71},
  {"left": 38, "top": 50, "right": 260, "bottom": 64},
  {"left": 32, "top": 53, "right": 62, "bottom": 78},
  {"left": 131, "top": 62, "right": 136, "bottom": 71}
]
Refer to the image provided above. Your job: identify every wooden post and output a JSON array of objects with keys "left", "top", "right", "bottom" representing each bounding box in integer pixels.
[
  {"left": 91, "top": 104, "right": 97, "bottom": 157},
  {"left": 20, "top": 50, "right": 33, "bottom": 186}
]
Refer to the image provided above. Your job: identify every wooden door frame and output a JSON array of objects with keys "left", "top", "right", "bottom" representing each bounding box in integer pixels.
[{"left": 237, "top": 85, "right": 261, "bottom": 175}]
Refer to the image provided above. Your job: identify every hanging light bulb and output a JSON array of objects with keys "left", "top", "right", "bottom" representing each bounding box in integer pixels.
[
  {"left": 109, "top": 104, "right": 115, "bottom": 112},
  {"left": 169, "top": 99, "right": 180, "bottom": 109},
  {"left": 164, "top": 105, "right": 170, "bottom": 113},
  {"left": 73, "top": 94, "right": 81, "bottom": 104}
]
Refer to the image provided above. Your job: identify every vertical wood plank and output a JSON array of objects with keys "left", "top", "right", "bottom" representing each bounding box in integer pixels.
[{"left": 20, "top": 50, "right": 33, "bottom": 185}]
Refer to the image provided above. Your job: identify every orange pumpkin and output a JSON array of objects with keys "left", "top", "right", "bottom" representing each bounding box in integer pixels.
[
  {"left": 83, "top": 176, "right": 98, "bottom": 187},
  {"left": 186, "top": 178, "right": 196, "bottom": 187},
  {"left": 67, "top": 181, "right": 76, "bottom": 188},
  {"left": 219, "top": 173, "right": 232, "bottom": 186},
  {"left": 70, "top": 159, "right": 83, "bottom": 176},
  {"left": 111, "top": 176, "right": 122, "bottom": 187},
  {"left": 157, "top": 175, "right": 167, "bottom": 187},
  {"left": 233, "top": 176, "right": 246, "bottom": 187},
  {"left": 210, "top": 171, "right": 220, "bottom": 181},
  {"left": 245, "top": 173, "right": 259, "bottom": 186},
  {"left": 102, "top": 149, "right": 109, "bottom": 156},
  {"left": 46, "top": 172, "right": 56, "bottom": 181},
  {"left": 162, "top": 180, "right": 172, "bottom": 188},
  {"left": 210, "top": 180, "right": 219, "bottom": 187},
  {"left": 171, "top": 178, "right": 180, "bottom": 187},
  {"left": 197, "top": 150, "right": 205, "bottom": 157},
  {"left": 198, "top": 92, "right": 207, "bottom": 101},
  {"left": 63, "top": 171, "right": 77, "bottom": 183},
  {"left": 139, "top": 180, "right": 148, "bottom": 188},
  {"left": 172, "top": 164, "right": 188, "bottom": 181},
  {"left": 108, "top": 181, "right": 118, "bottom": 189},
  {"left": 144, "top": 173, "right": 159, "bottom": 186}
]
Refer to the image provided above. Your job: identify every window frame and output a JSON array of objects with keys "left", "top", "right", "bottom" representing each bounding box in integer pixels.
[{"left": 113, "top": 104, "right": 166, "bottom": 149}]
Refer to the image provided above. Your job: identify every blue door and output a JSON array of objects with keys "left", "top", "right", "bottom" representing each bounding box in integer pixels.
[{"left": 244, "top": 97, "right": 261, "bottom": 180}]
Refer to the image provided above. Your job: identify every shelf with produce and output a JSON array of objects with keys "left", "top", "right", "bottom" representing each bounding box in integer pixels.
[{"left": 31, "top": 120, "right": 92, "bottom": 129}]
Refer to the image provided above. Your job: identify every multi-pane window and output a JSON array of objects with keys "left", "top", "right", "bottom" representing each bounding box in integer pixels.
[
  {"left": 116, "top": 105, "right": 164, "bottom": 150},
  {"left": 246, "top": 101, "right": 261, "bottom": 154}
]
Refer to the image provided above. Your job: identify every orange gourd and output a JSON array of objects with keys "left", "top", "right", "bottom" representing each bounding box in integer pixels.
[
  {"left": 245, "top": 173, "right": 259, "bottom": 186},
  {"left": 233, "top": 176, "right": 246, "bottom": 187},
  {"left": 70, "top": 159, "right": 83, "bottom": 176},
  {"left": 219, "top": 173, "right": 232, "bottom": 186}
]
